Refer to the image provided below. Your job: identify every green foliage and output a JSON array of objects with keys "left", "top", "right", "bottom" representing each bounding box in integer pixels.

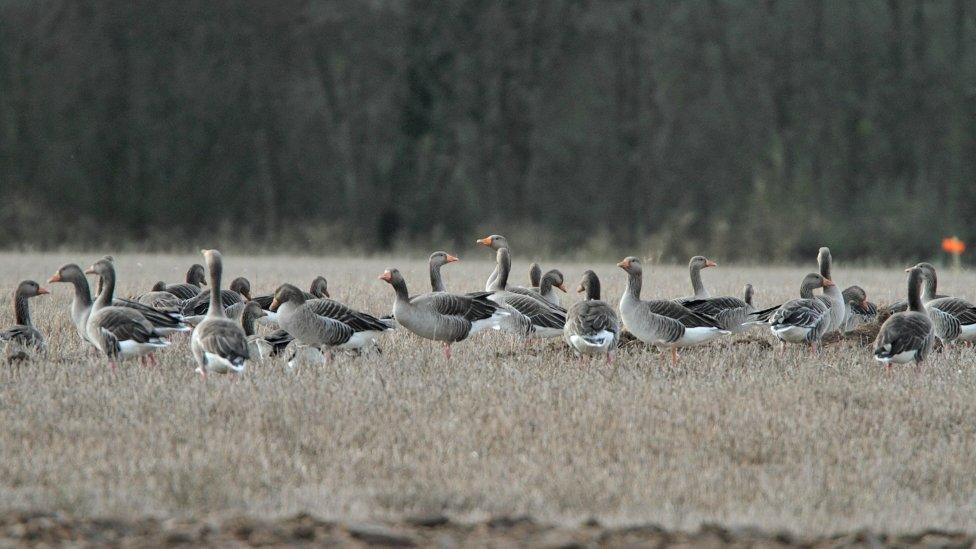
[{"left": 0, "top": 0, "right": 973, "bottom": 261}]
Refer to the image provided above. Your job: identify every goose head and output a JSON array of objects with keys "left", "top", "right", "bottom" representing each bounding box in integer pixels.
[
  {"left": 269, "top": 283, "right": 305, "bottom": 312},
  {"left": 187, "top": 264, "right": 207, "bottom": 286},
  {"left": 690, "top": 256, "right": 717, "bottom": 269},
  {"left": 429, "top": 251, "right": 460, "bottom": 267},
  {"left": 616, "top": 256, "right": 642, "bottom": 275},
  {"left": 476, "top": 234, "right": 509, "bottom": 250},
  {"left": 378, "top": 268, "right": 404, "bottom": 285},
  {"left": 16, "top": 280, "right": 49, "bottom": 299},
  {"left": 542, "top": 269, "right": 567, "bottom": 292},
  {"left": 842, "top": 285, "right": 868, "bottom": 309},
  {"left": 151, "top": 281, "right": 167, "bottom": 292},
  {"left": 48, "top": 264, "right": 86, "bottom": 285},
  {"left": 242, "top": 300, "right": 267, "bottom": 320},
  {"left": 230, "top": 277, "right": 252, "bottom": 300},
  {"left": 84, "top": 258, "right": 114, "bottom": 278},
  {"left": 577, "top": 270, "right": 601, "bottom": 300},
  {"left": 309, "top": 276, "right": 330, "bottom": 298},
  {"left": 800, "top": 273, "right": 832, "bottom": 294},
  {"left": 743, "top": 284, "right": 754, "bottom": 306}
]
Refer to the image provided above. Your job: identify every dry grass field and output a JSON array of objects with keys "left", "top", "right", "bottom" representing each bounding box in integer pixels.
[{"left": 1, "top": 251, "right": 976, "bottom": 543}]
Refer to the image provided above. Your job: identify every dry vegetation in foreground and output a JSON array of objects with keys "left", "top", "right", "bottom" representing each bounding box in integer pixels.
[{"left": 1, "top": 252, "right": 976, "bottom": 540}]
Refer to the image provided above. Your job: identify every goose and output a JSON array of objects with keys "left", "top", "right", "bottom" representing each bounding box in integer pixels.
[
  {"left": 135, "top": 290, "right": 183, "bottom": 314},
  {"left": 743, "top": 284, "right": 754, "bottom": 307},
  {"left": 251, "top": 276, "right": 330, "bottom": 322},
  {"left": 678, "top": 256, "right": 717, "bottom": 300},
  {"left": 531, "top": 269, "right": 567, "bottom": 306},
  {"left": 90, "top": 258, "right": 189, "bottom": 335},
  {"left": 564, "top": 270, "right": 620, "bottom": 361},
  {"left": 0, "top": 281, "right": 49, "bottom": 354},
  {"left": 180, "top": 277, "right": 250, "bottom": 316},
  {"left": 814, "top": 247, "right": 849, "bottom": 333},
  {"left": 270, "top": 283, "right": 393, "bottom": 358},
  {"left": 840, "top": 286, "right": 878, "bottom": 333},
  {"left": 617, "top": 257, "right": 729, "bottom": 363},
  {"left": 240, "top": 301, "right": 272, "bottom": 360},
  {"left": 379, "top": 268, "right": 508, "bottom": 359},
  {"left": 156, "top": 264, "right": 207, "bottom": 300},
  {"left": 84, "top": 260, "right": 170, "bottom": 365},
  {"left": 47, "top": 264, "right": 95, "bottom": 345},
  {"left": 907, "top": 262, "right": 976, "bottom": 344},
  {"left": 874, "top": 267, "right": 935, "bottom": 366},
  {"left": 528, "top": 263, "right": 542, "bottom": 288},
  {"left": 476, "top": 234, "right": 510, "bottom": 291},
  {"left": 428, "top": 251, "right": 459, "bottom": 292},
  {"left": 767, "top": 273, "right": 842, "bottom": 353},
  {"left": 886, "top": 263, "right": 949, "bottom": 314},
  {"left": 486, "top": 248, "right": 567, "bottom": 338},
  {"left": 674, "top": 259, "right": 775, "bottom": 333},
  {"left": 190, "top": 250, "right": 250, "bottom": 377}
]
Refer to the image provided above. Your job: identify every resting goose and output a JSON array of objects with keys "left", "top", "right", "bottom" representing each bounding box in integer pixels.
[
  {"left": 768, "top": 273, "right": 842, "bottom": 353},
  {"left": 240, "top": 301, "right": 272, "bottom": 360},
  {"left": 528, "top": 263, "right": 542, "bottom": 288},
  {"left": 136, "top": 290, "right": 183, "bottom": 313},
  {"left": 428, "top": 251, "right": 459, "bottom": 292},
  {"left": 48, "top": 264, "right": 95, "bottom": 345},
  {"left": 190, "top": 250, "right": 250, "bottom": 377},
  {"left": 476, "top": 234, "right": 510, "bottom": 291},
  {"left": 180, "top": 277, "right": 250, "bottom": 316},
  {"left": 379, "top": 268, "right": 508, "bottom": 359},
  {"left": 270, "top": 283, "right": 389, "bottom": 359},
  {"left": 678, "top": 256, "right": 717, "bottom": 301},
  {"left": 0, "top": 281, "right": 49, "bottom": 353},
  {"left": 486, "top": 248, "right": 567, "bottom": 338},
  {"left": 564, "top": 270, "right": 620, "bottom": 361},
  {"left": 90, "top": 258, "right": 189, "bottom": 336},
  {"left": 157, "top": 264, "right": 207, "bottom": 300},
  {"left": 840, "top": 286, "right": 878, "bottom": 333},
  {"left": 908, "top": 262, "right": 976, "bottom": 344},
  {"left": 874, "top": 267, "right": 935, "bottom": 366},
  {"left": 84, "top": 260, "right": 170, "bottom": 364},
  {"left": 531, "top": 269, "right": 567, "bottom": 306},
  {"left": 617, "top": 257, "right": 729, "bottom": 363},
  {"left": 251, "top": 276, "right": 330, "bottom": 321}
]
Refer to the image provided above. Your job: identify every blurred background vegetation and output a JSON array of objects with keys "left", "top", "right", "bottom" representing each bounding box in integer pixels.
[{"left": 0, "top": 1, "right": 973, "bottom": 262}]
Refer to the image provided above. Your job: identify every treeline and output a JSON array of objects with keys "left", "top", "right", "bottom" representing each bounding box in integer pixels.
[{"left": 0, "top": 1, "right": 974, "bottom": 261}]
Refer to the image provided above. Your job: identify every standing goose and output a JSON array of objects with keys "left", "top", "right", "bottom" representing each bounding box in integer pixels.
[
  {"left": 908, "top": 263, "right": 976, "bottom": 344},
  {"left": 428, "top": 251, "right": 459, "bottom": 292},
  {"left": 84, "top": 259, "right": 170, "bottom": 365},
  {"left": 678, "top": 256, "right": 717, "bottom": 301},
  {"left": 156, "top": 264, "right": 207, "bottom": 300},
  {"left": 486, "top": 248, "right": 566, "bottom": 339},
  {"left": 180, "top": 277, "right": 250, "bottom": 316},
  {"left": 477, "top": 234, "right": 511, "bottom": 291},
  {"left": 263, "top": 289, "right": 394, "bottom": 354},
  {"left": 528, "top": 263, "right": 542, "bottom": 288},
  {"left": 674, "top": 259, "right": 775, "bottom": 333},
  {"left": 379, "top": 268, "right": 508, "bottom": 359},
  {"left": 815, "top": 247, "right": 849, "bottom": 333},
  {"left": 617, "top": 257, "right": 729, "bottom": 363},
  {"left": 874, "top": 267, "right": 935, "bottom": 367},
  {"left": 564, "top": 270, "right": 620, "bottom": 362},
  {"left": 47, "top": 264, "right": 95, "bottom": 345},
  {"left": 190, "top": 250, "right": 250, "bottom": 377},
  {"left": 531, "top": 269, "right": 567, "bottom": 306},
  {"left": 91, "top": 258, "right": 189, "bottom": 335},
  {"left": 0, "top": 281, "right": 49, "bottom": 353},
  {"left": 767, "top": 273, "right": 842, "bottom": 353}
]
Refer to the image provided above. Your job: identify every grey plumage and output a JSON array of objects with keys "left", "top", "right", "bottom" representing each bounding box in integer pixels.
[
  {"left": 191, "top": 250, "right": 250, "bottom": 376},
  {"left": 874, "top": 267, "right": 935, "bottom": 365},
  {"left": 564, "top": 270, "right": 620, "bottom": 359}
]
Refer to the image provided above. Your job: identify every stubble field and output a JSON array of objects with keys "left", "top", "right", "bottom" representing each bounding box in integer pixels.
[{"left": 1, "top": 251, "right": 975, "bottom": 545}]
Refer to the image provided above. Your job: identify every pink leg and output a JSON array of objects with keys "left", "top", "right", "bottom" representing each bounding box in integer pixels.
[
  {"left": 670, "top": 348, "right": 679, "bottom": 365},
  {"left": 149, "top": 353, "right": 158, "bottom": 367},
  {"left": 443, "top": 343, "right": 452, "bottom": 360},
  {"left": 109, "top": 361, "right": 117, "bottom": 371},
  {"left": 606, "top": 351, "right": 615, "bottom": 365}
]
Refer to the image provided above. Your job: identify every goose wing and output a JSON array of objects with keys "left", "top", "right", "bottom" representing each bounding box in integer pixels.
[
  {"left": 305, "top": 298, "right": 391, "bottom": 332},
  {"left": 928, "top": 297, "right": 976, "bottom": 326},
  {"left": 770, "top": 299, "right": 828, "bottom": 328},
  {"left": 644, "top": 299, "right": 721, "bottom": 328},
  {"left": 196, "top": 318, "right": 250, "bottom": 362},
  {"left": 875, "top": 313, "right": 933, "bottom": 359}
]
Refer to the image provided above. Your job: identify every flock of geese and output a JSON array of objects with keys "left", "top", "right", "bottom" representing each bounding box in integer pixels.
[{"left": 0, "top": 234, "right": 972, "bottom": 375}]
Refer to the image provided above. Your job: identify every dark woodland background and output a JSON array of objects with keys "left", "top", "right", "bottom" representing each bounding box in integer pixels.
[{"left": 1, "top": 0, "right": 974, "bottom": 261}]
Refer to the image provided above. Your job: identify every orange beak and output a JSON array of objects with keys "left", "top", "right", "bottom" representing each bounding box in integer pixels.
[
  {"left": 557, "top": 283, "right": 567, "bottom": 293},
  {"left": 823, "top": 278, "right": 835, "bottom": 287},
  {"left": 577, "top": 285, "right": 585, "bottom": 293},
  {"left": 36, "top": 287, "right": 50, "bottom": 295},
  {"left": 617, "top": 259, "right": 631, "bottom": 269},
  {"left": 269, "top": 298, "right": 280, "bottom": 312},
  {"left": 705, "top": 260, "right": 717, "bottom": 268},
  {"left": 378, "top": 270, "right": 393, "bottom": 282},
  {"left": 324, "top": 290, "right": 331, "bottom": 298},
  {"left": 476, "top": 237, "right": 492, "bottom": 246},
  {"left": 48, "top": 273, "right": 62, "bottom": 283},
  {"left": 83, "top": 266, "right": 95, "bottom": 275},
  {"left": 446, "top": 254, "right": 460, "bottom": 263},
  {"left": 861, "top": 299, "right": 869, "bottom": 308},
  {"left": 904, "top": 267, "right": 912, "bottom": 272}
]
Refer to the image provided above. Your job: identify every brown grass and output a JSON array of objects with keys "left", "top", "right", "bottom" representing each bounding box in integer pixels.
[{"left": 1, "top": 252, "right": 975, "bottom": 536}]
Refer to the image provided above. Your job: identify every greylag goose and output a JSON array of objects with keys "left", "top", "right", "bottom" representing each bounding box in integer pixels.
[
  {"left": 89, "top": 259, "right": 189, "bottom": 335},
  {"left": 678, "top": 256, "right": 717, "bottom": 301},
  {"left": 874, "top": 267, "right": 935, "bottom": 366},
  {"left": 240, "top": 301, "right": 272, "bottom": 360},
  {"left": 768, "top": 273, "right": 842, "bottom": 352},
  {"left": 617, "top": 257, "right": 729, "bottom": 363},
  {"left": 379, "top": 268, "right": 508, "bottom": 359},
  {"left": 270, "top": 283, "right": 391, "bottom": 358},
  {"left": 157, "top": 264, "right": 207, "bottom": 300},
  {"left": 84, "top": 261, "right": 171, "bottom": 364},
  {"left": 263, "top": 289, "right": 393, "bottom": 356},
  {"left": 180, "top": 277, "right": 250, "bottom": 316},
  {"left": 477, "top": 234, "right": 510, "bottom": 291},
  {"left": 190, "top": 250, "right": 250, "bottom": 377},
  {"left": 136, "top": 289, "right": 183, "bottom": 313},
  {"left": 529, "top": 263, "right": 542, "bottom": 288},
  {"left": 815, "top": 247, "right": 848, "bottom": 333},
  {"left": 48, "top": 264, "right": 95, "bottom": 345},
  {"left": 840, "top": 286, "right": 878, "bottom": 333},
  {"left": 0, "top": 281, "right": 49, "bottom": 353},
  {"left": 564, "top": 270, "right": 620, "bottom": 361},
  {"left": 428, "top": 251, "right": 459, "bottom": 292},
  {"left": 906, "top": 262, "right": 976, "bottom": 344},
  {"left": 486, "top": 248, "right": 566, "bottom": 338},
  {"left": 531, "top": 269, "right": 567, "bottom": 306},
  {"left": 251, "top": 276, "right": 330, "bottom": 317}
]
